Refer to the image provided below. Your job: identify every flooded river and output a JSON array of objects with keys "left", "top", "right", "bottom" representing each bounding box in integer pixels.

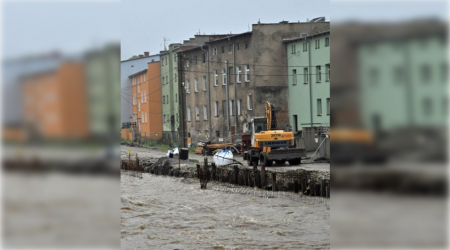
[{"left": 121, "top": 173, "right": 329, "bottom": 249}]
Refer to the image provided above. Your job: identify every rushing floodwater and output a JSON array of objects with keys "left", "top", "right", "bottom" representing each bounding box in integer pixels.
[{"left": 121, "top": 173, "right": 330, "bottom": 250}]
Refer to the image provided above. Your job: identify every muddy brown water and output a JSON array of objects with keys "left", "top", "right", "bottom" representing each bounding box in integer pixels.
[{"left": 121, "top": 174, "right": 330, "bottom": 250}]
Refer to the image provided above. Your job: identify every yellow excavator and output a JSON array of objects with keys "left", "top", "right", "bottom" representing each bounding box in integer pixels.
[{"left": 243, "top": 102, "right": 306, "bottom": 166}]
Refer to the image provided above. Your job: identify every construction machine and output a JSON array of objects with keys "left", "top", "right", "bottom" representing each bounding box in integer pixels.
[{"left": 243, "top": 102, "right": 306, "bottom": 166}]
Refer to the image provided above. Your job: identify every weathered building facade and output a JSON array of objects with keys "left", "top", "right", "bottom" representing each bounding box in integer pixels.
[{"left": 179, "top": 21, "right": 330, "bottom": 145}]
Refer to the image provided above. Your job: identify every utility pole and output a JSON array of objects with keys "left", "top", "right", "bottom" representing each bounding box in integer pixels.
[{"left": 177, "top": 52, "right": 186, "bottom": 147}]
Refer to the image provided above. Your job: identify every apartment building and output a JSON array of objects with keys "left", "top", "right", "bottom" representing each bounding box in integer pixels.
[{"left": 179, "top": 21, "right": 330, "bottom": 145}]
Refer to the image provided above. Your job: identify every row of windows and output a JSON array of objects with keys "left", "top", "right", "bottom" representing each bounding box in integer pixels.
[
  {"left": 292, "top": 64, "right": 330, "bottom": 85},
  {"left": 212, "top": 42, "right": 249, "bottom": 55},
  {"left": 131, "top": 74, "right": 147, "bottom": 86},
  {"left": 163, "top": 113, "right": 179, "bottom": 123},
  {"left": 162, "top": 94, "right": 178, "bottom": 104},
  {"left": 132, "top": 91, "right": 147, "bottom": 106},
  {"left": 132, "top": 111, "right": 149, "bottom": 123},
  {"left": 291, "top": 37, "right": 329, "bottom": 54},
  {"left": 161, "top": 74, "right": 177, "bottom": 85},
  {"left": 317, "top": 98, "right": 331, "bottom": 116},
  {"left": 185, "top": 65, "right": 250, "bottom": 93},
  {"left": 186, "top": 94, "right": 253, "bottom": 121},
  {"left": 369, "top": 62, "right": 447, "bottom": 85}
]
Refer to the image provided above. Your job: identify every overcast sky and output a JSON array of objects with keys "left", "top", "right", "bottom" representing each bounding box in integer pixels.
[{"left": 1, "top": 0, "right": 447, "bottom": 61}]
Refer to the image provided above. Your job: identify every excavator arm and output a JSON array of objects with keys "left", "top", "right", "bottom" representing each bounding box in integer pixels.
[{"left": 265, "top": 102, "right": 277, "bottom": 131}]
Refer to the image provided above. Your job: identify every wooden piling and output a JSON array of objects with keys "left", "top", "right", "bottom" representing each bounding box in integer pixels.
[
  {"left": 272, "top": 172, "right": 277, "bottom": 192},
  {"left": 294, "top": 180, "right": 299, "bottom": 193},
  {"left": 196, "top": 164, "right": 200, "bottom": 179},
  {"left": 211, "top": 163, "right": 216, "bottom": 180},
  {"left": 234, "top": 166, "right": 239, "bottom": 185},
  {"left": 321, "top": 180, "right": 326, "bottom": 197}
]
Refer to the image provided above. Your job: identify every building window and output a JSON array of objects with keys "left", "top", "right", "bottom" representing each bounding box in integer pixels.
[
  {"left": 202, "top": 76, "right": 207, "bottom": 91},
  {"left": 175, "top": 73, "right": 177, "bottom": 82},
  {"left": 141, "top": 92, "right": 143, "bottom": 103},
  {"left": 186, "top": 80, "right": 190, "bottom": 93},
  {"left": 292, "top": 69, "right": 297, "bottom": 85},
  {"left": 144, "top": 91, "right": 147, "bottom": 103},
  {"left": 236, "top": 66, "right": 241, "bottom": 83},
  {"left": 245, "top": 65, "right": 250, "bottom": 82},
  {"left": 245, "top": 41, "right": 248, "bottom": 49},
  {"left": 163, "top": 114, "right": 166, "bottom": 123},
  {"left": 163, "top": 96, "right": 165, "bottom": 104},
  {"left": 327, "top": 98, "right": 330, "bottom": 115},
  {"left": 316, "top": 66, "right": 322, "bottom": 82},
  {"left": 203, "top": 54, "right": 206, "bottom": 63},
  {"left": 237, "top": 99, "right": 242, "bottom": 115},
  {"left": 394, "top": 66, "right": 404, "bottom": 84},
  {"left": 236, "top": 43, "right": 240, "bottom": 50},
  {"left": 221, "top": 46, "right": 225, "bottom": 53},
  {"left": 304, "top": 68, "right": 309, "bottom": 83},
  {"left": 195, "top": 107, "right": 199, "bottom": 121},
  {"left": 444, "top": 97, "right": 450, "bottom": 116},
  {"left": 175, "top": 93, "right": 177, "bottom": 102},
  {"left": 247, "top": 94, "right": 253, "bottom": 110},
  {"left": 370, "top": 68, "right": 379, "bottom": 86},
  {"left": 195, "top": 78, "right": 198, "bottom": 92},
  {"left": 303, "top": 42, "right": 308, "bottom": 52},
  {"left": 293, "top": 115, "right": 298, "bottom": 131},
  {"left": 230, "top": 100, "right": 234, "bottom": 116},
  {"left": 138, "top": 84, "right": 140, "bottom": 93},
  {"left": 144, "top": 74, "right": 146, "bottom": 82},
  {"left": 442, "top": 62, "right": 448, "bottom": 82},
  {"left": 291, "top": 44, "right": 296, "bottom": 54},
  {"left": 187, "top": 107, "right": 191, "bottom": 121},
  {"left": 315, "top": 39, "right": 320, "bottom": 49},
  {"left": 214, "top": 101, "right": 219, "bottom": 116},
  {"left": 421, "top": 64, "right": 431, "bottom": 83},
  {"left": 222, "top": 100, "right": 226, "bottom": 116},
  {"left": 317, "top": 99, "right": 322, "bottom": 116},
  {"left": 161, "top": 76, "right": 164, "bottom": 85},
  {"left": 326, "top": 64, "right": 330, "bottom": 81},
  {"left": 138, "top": 101, "right": 140, "bottom": 111},
  {"left": 174, "top": 55, "right": 177, "bottom": 62},
  {"left": 325, "top": 37, "right": 330, "bottom": 47},
  {"left": 213, "top": 47, "right": 217, "bottom": 55},
  {"left": 222, "top": 69, "right": 227, "bottom": 85},
  {"left": 423, "top": 97, "right": 432, "bottom": 116},
  {"left": 214, "top": 70, "right": 218, "bottom": 86},
  {"left": 203, "top": 105, "right": 208, "bottom": 120}
]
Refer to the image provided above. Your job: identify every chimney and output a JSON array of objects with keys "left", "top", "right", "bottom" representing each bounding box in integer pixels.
[
  {"left": 139, "top": 54, "right": 144, "bottom": 58},
  {"left": 144, "top": 51, "right": 149, "bottom": 57}
]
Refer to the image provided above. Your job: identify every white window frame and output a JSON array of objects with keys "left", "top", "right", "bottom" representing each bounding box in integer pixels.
[
  {"left": 326, "top": 98, "right": 330, "bottom": 115},
  {"left": 138, "top": 101, "right": 141, "bottom": 111},
  {"left": 237, "top": 99, "right": 241, "bottom": 115},
  {"left": 186, "top": 80, "right": 190, "bottom": 93},
  {"left": 317, "top": 99, "right": 322, "bottom": 116},
  {"left": 214, "top": 101, "right": 219, "bottom": 117},
  {"left": 195, "top": 107, "right": 199, "bottom": 121},
  {"left": 195, "top": 78, "right": 198, "bottom": 92},
  {"left": 187, "top": 107, "right": 191, "bottom": 121},
  {"left": 316, "top": 66, "right": 322, "bottom": 83},
  {"left": 138, "top": 84, "right": 140, "bottom": 93},
  {"left": 213, "top": 47, "right": 217, "bottom": 55},
  {"left": 222, "top": 69, "right": 227, "bottom": 85},
  {"left": 245, "top": 65, "right": 250, "bottom": 82},
  {"left": 236, "top": 66, "right": 241, "bottom": 83},
  {"left": 326, "top": 64, "right": 330, "bottom": 81},
  {"left": 247, "top": 94, "right": 253, "bottom": 110},
  {"left": 214, "top": 71, "right": 218, "bottom": 86},
  {"left": 203, "top": 105, "right": 208, "bottom": 120},
  {"left": 292, "top": 69, "right": 297, "bottom": 85},
  {"left": 202, "top": 76, "right": 206, "bottom": 91},
  {"left": 304, "top": 68, "right": 309, "bottom": 83},
  {"left": 144, "top": 91, "right": 147, "bottom": 103}
]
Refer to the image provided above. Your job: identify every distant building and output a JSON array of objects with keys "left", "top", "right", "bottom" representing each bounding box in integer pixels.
[
  {"left": 159, "top": 35, "right": 230, "bottom": 144},
  {"left": 121, "top": 52, "right": 159, "bottom": 125},
  {"left": 22, "top": 62, "right": 89, "bottom": 139},
  {"left": 179, "top": 21, "right": 330, "bottom": 145},
  {"left": 357, "top": 23, "right": 447, "bottom": 133},
  {"left": 284, "top": 31, "right": 330, "bottom": 132},
  {"left": 129, "top": 63, "right": 163, "bottom": 141},
  {"left": 84, "top": 44, "right": 120, "bottom": 141}
]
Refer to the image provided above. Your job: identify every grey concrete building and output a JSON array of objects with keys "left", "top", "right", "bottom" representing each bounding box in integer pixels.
[{"left": 179, "top": 21, "right": 330, "bottom": 145}]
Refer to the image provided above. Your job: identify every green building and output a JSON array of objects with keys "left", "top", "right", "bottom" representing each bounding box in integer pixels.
[
  {"left": 160, "top": 44, "right": 181, "bottom": 143},
  {"left": 284, "top": 31, "right": 330, "bottom": 132},
  {"left": 84, "top": 44, "right": 121, "bottom": 143},
  {"left": 358, "top": 30, "right": 447, "bottom": 133}
]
